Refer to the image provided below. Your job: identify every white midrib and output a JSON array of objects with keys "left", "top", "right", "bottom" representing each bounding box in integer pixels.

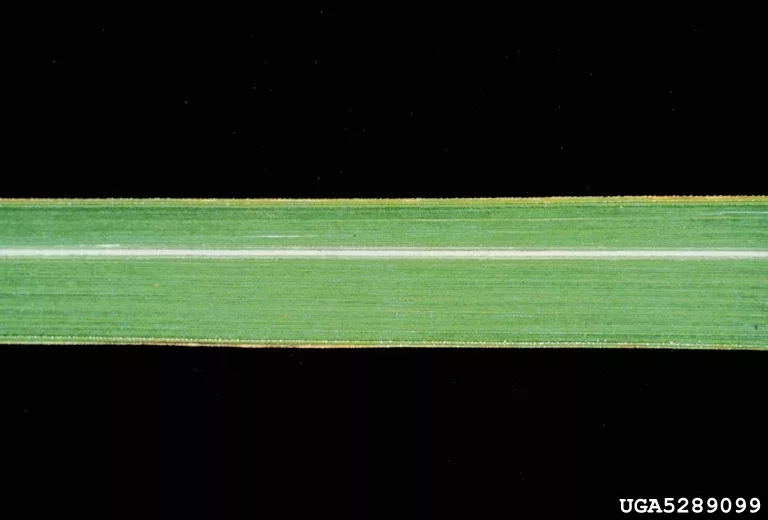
[{"left": 1, "top": 248, "right": 767, "bottom": 259}]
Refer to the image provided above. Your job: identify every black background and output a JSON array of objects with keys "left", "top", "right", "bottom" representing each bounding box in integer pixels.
[
  {"left": 3, "top": 6, "right": 766, "bottom": 519},
  {"left": 13, "top": 6, "right": 765, "bottom": 197}
]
